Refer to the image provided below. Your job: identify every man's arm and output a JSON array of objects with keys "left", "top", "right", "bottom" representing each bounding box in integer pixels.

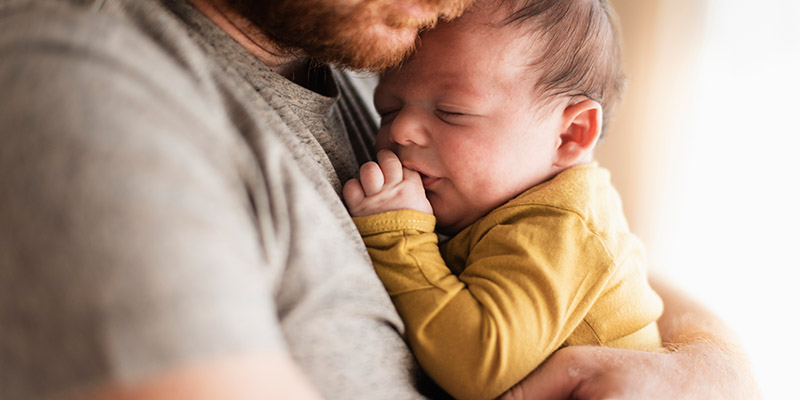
[
  {"left": 73, "top": 353, "right": 320, "bottom": 400},
  {"left": 501, "top": 274, "right": 760, "bottom": 399}
]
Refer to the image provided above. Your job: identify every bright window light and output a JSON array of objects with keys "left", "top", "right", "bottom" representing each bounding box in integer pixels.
[{"left": 655, "top": 1, "right": 800, "bottom": 398}]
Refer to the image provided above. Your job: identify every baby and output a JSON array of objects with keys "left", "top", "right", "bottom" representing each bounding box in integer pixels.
[{"left": 343, "top": 0, "right": 663, "bottom": 399}]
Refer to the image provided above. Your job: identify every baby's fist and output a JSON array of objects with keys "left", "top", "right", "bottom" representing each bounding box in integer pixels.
[{"left": 343, "top": 150, "right": 433, "bottom": 217}]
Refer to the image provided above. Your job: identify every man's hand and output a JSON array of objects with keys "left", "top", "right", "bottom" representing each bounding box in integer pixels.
[
  {"left": 500, "top": 345, "right": 675, "bottom": 400},
  {"left": 343, "top": 150, "right": 433, "bottom": 217},
  {"left": 500, "top": 275, "right": 761, "bottom": 400}
]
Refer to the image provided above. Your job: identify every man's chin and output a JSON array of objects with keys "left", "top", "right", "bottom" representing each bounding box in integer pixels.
[{"left": 319, "top": 27, "right": 419, "bottom": 71}]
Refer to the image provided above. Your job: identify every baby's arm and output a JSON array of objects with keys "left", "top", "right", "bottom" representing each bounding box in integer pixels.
[
  {"left": 343, "top": 150, "right": 432, "bottom": 217},
  {"left": 346, "top": 185, "right": 617, "bottom": 400}
]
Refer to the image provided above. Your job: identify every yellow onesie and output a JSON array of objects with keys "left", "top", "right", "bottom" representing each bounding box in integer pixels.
[{"left": 352, "top": 163, "right": 663, "bottom": 400}]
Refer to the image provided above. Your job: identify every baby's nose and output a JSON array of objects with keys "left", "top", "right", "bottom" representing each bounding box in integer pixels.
[{"left": 388, "top": 109, "right": 430, "bottom": 147}]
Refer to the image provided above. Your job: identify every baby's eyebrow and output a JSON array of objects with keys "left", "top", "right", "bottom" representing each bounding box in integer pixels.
[
  {"left": 438, "top": 92, "right": 489, "bottom": 112},
  {"left": 435, "top": 76, "right": 486, "bottom": 100}
]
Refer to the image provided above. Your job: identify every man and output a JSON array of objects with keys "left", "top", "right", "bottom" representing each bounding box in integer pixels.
[{"left": 0, "top": 0, "right": 757, "bottom": 399}]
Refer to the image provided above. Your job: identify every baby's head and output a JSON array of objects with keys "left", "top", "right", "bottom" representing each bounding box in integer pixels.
[
  {"left": 499, "top": 0, "right": 625, "bottom": 136},
  {"left": 373, "top": 0, "right": 624, "bottom": 234}
]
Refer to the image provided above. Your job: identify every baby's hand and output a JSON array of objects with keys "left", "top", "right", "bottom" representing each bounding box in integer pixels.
[{"left": 343, "top": 150, "right": 433, "bottom": 218}]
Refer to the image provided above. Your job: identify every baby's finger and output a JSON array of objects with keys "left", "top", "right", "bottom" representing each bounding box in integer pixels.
[
  {"left": 377, "top": 150, "right": 404, "bottom": 186},
  {"left": 359, "top": 161, "right": 385, "bottom": 196},
  {"left": 402, "top": 166, "right": 423, "bottom": 184},
  {"left": 342, "top": 178, "right": 365, "bottom": 209}
]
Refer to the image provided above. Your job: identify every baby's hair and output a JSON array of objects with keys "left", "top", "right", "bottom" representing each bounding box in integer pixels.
[{"left": 500, "top": 0, "right": 625, "bottom": 139}]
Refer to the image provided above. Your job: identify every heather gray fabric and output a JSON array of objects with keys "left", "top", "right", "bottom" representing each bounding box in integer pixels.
[{"left": 0, "top": 0, "right": 433, "bottom": 398}]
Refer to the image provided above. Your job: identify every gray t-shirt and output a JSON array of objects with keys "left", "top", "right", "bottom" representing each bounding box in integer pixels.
[{"left": 0, "top": 0, "right": 440, "bottom": 398}]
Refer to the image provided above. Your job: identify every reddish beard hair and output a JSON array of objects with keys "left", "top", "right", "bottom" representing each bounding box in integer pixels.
[{"left": 229, "top": 0, "right": 473, "bottom": 71}]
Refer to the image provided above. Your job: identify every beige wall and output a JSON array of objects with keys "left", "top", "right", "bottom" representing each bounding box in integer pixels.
[{"left": 598, "top": 0, "right": 707, "bottom": 260}]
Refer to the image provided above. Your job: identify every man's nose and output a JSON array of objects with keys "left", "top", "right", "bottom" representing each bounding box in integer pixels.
[{"left": 388, "top": 109, "right": 430, "bottom": 147}]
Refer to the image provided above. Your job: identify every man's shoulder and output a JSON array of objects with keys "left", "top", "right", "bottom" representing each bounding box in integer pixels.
[
  {"left": 1, "top": 0, "right": 212, "bottom": 91},
  {"left": 0, "top": 0, "right": 234, "bottom": 142},
  {"left": 0, "top": 0, "right": 171, "bottom": 40}
]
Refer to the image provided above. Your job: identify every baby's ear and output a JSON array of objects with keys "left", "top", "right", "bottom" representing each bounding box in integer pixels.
[{"left": 554, "top": 99, "right": 602, "bottom": 168}]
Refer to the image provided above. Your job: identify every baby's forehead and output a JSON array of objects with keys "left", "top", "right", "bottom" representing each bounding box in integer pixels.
[
  {"left": 439, "top": 4, "right": 548, "bottom": 60},
  {"left": 376, "top": 3, "right": 560, "bottom": 99}
]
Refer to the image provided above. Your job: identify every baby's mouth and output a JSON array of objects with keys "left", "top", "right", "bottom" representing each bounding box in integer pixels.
[
  {"left": 420, "top": 173, "right": 441, "bottom": 189},
  {"left": 399, "top": 159, "right": 440, "bottom": 188}
]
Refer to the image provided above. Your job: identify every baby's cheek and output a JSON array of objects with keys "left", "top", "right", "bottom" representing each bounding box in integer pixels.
[
  {"left": 427, "top": 189, "right": 469, "bottom": 233},
  {"left": 374, "top": 129, "right": 393, "bottom": 152},
  {"left": 427, "top": 192, "right": 449, "bottom": 219}
]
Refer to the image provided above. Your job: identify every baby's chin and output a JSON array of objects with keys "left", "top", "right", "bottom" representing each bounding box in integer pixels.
[
  {"left": 431, "top": 210, "right": 473, "bottom": 237},
  {"left": 432, "top": 198, "right": 500, "bottom": 236}
]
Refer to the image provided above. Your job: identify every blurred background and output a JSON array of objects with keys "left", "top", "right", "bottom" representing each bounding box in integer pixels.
[{"left": 601, "top": 0, "right": 800, "bottom": 398}]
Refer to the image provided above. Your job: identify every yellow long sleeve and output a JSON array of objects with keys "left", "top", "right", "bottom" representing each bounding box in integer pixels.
[{"left": 352, "top": 165, "right": 663, "bottom": 400}]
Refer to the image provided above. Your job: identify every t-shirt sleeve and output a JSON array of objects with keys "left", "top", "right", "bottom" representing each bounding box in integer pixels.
[{"left": 0, "top": 9, "right": 285, "bottom": 399}]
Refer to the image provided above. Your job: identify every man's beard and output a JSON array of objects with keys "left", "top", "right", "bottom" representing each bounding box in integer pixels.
[{"left": 230, "top": 0, "right": 473, "bottom": 71}]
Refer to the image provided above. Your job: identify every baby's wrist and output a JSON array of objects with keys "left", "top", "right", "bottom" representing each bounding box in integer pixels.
[
  {"left": 349, "top": 194, "right": 432, "bottom": 218},
  {"left": 352, "top": 209, "right": 437, "bottom": 236},
  {"left": 351, "top": 204, "right": 426, "bottom": 218}
]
